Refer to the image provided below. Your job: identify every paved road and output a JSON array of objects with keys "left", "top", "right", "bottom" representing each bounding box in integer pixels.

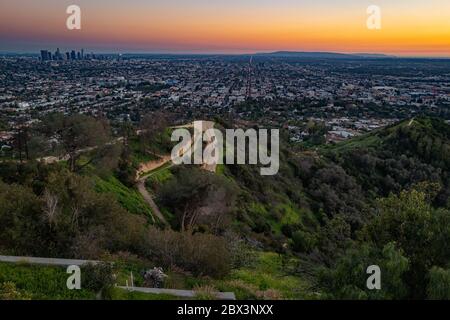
[
  {"left": 117, "top": 286, "right": 236, "bottom": 300},
  {"left": 0, "top": 256, "right": 236, "bottom": 299},
  {"left": 0, "top": 255, "right": 100, "bottom": 266}
]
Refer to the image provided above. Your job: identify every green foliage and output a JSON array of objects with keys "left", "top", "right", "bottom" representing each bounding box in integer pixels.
[
  {"left": 362, "top": 188, "right": 450, "bottom": 298},
  {"left": 427, "top": 267, "right": 450, "bottom": 299},
  {"left": 0, "top": 263, "right": 96, "bottom": 299},
  {"left": 145, "top": 166, "right": 173, "bottom": 185},
  {"left": 110, "top": 287, "right": 183, "bottom": 300},
  {"left": 214, "top": 252, "right": 311, "bottom": 299},
  {"left": 0, "top": 181, "right": 44, "bottom": 255},
  {"left": 94, "top": 175, "right": 153, "bottom": 218},
  {"left": 318, "top": 181, "right": 450, "bottom": 300},
  {"left": 291, "top": 230, "right": 317, "bottom": 253},
  {"left": 319, "top": 242, "right": 410, "bottom": 299},
  {"left": 304, "top": 120, "right": 328, "bottom": 145},
  {"left": 37, "top": 113, "right": 113, "bottom": 172},
  {"left": 1, "top": 115, "right": 450, "bottom": 300},
  {"left": 158, "top": 166, "right": 237, "bottom": 232},
  {"left": 227, "top": 235, "right": 258, "bottom": 269},
  {"left": 82, "top": 263, "right": 115, "bottom": 298},
  {"left": 193, "top": 285, "right": 218, "bottom": 300},
  {"left": 326, "top": 118, "right": 450, "bottom": 200},
  {"left": 129, "top": 137, "right": 158, "bottom": 167},
  {"left": 0, "top": 169, "right": 150, "bottom": 259},
  {"left": 142, "top": 227, "right": 231, "bottom": 278},
  {"left": 115, "top": 146, "right": 137, "bottom": 188}
]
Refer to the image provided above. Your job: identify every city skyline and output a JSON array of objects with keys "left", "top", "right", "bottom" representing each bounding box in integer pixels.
[{"left": 1, "top": 0, "right": 450, "bottom": 57}]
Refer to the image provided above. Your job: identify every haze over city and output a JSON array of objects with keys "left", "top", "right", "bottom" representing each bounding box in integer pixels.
[{"left": 1, "top": 0, "right": 450, "bottom": 56}]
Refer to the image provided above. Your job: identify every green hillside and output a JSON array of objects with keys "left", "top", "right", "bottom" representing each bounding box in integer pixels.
[{"left": 0, "top": 115, "right": 449, "bottom": 300}]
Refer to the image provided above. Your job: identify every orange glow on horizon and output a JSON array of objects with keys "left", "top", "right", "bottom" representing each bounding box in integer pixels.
[{"left": 1, "top": 1, "right": 450, "bottom": 56}]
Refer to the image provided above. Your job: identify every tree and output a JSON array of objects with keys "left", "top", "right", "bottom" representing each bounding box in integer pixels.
[
  {"left": 116, "top": 146, "right": 136, "bottom": 187},
  {"left": 319, "top": 242, "right": 409, "bottom": 299},
  {"left": 38, "top": 113, "right": 111, "bottom": 172},
  {"left": 12, "top": 126, "right": 30, "bottom": 162},
  {"left": 158, "top": 167, "right": 237, "bottom": 232},
  {"left": 119, "top": 121, "right": 135, "bottom": 148},
  {"left": 138, "top": 112, "right": 169, "bottom": 152},
  {"left": 0, "top": 181, "right": 45, "bottom": 255},
  {"left": 362, "top": 187, "right": 450, "bottom": 298},
  {"left": 305, "top": 120, "right": 328, "bottom": 145},
  {"left": 115, "top": 121, "right": 136, "bottom": 187}
]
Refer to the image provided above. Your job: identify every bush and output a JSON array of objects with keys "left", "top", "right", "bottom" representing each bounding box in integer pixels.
[
  {"left": 215, "top": 280, "right": 258, "bottom": 300},
  {"left": 281, "top": 223, "right": 301, "bottom": 238},
  {"left": 141, "top": 227, "right": 231, "bottom": 278},
  {"left": 319, "top": 242, "right": 410, "bottom": 299},
  {"left": 225, "top": 232, "right": 257, "bottom": 269},
  {"left": 193, "top": 285, "right": 218, "bottom": 300},
  {"left": 292, "top": 230, "right": 316, "bottom": 253},
  {"left": 82, "top": 263, "right": 115, "bottom": 298},
  {"left": 427, "top": 267, "right": 450, "bottom": 299}
]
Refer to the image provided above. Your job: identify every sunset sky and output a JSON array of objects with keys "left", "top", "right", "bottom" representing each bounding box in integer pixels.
[{"left": 1, "top": 0, "right": 450, "bottom": 56}]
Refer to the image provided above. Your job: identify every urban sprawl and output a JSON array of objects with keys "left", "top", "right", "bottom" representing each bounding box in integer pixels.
[{"left": 1, "top": 50, "right": 450, "bottom": 150}]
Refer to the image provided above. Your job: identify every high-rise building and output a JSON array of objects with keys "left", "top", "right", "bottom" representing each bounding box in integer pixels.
[
  {"left": 55, "top": 48, "right": 62, "bottom": 60},
  {"left": 71, "top": 50, "right": 76, "bottom": 60},
  {"left": 40, "top": 50, "right": 50, "bottom": 61}
]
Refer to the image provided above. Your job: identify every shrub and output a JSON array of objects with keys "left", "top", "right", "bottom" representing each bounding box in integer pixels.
[
  {"left": 193, "top": 285, "right": 217, "bottom": 300},
  {"left": 82, "top": 263, "right": 115, "bottom": 299},
  {"left": 0, "top": 282, "right": 32, "bottom": 300},
  {"left": 216, "top": 280, "right": 258, "bottom": 300},
  {"left": 427, "top": 267, "right": 450, "bottom": 299},
  {"left": 292, "top": 230, "right": 316, "bottom": 253},
  {"left": 142, "top": 227, "right": 231, "bottom": 278},
  {"left": 256, "top": 288, "right": 282, "bottom": 300},
  {"left": 225, "top": 232, "right": 257, "bottom": 269}
]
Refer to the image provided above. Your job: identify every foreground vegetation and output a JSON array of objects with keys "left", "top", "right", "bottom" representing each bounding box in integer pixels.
[{"left": 0, "top": 114, "right": 449, "bottom": 299}]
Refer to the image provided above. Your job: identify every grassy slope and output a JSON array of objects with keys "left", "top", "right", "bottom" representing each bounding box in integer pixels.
[
  {"left": 321, "top": 117, "right": 450, "bottom": 155},
  {"left": 210, "top": 252, "right": 312, "bottom": 299},
  {"left": 94, "top": 175, "right": 153, "bottom": 219}
]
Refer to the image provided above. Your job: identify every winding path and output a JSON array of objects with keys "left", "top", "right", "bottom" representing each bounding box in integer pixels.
[
  {"left": 135, "top": 121, "right": 217, "bottom": 226},
  {"left": 137, "top": 178, "right": 169, "bottom": 226}
]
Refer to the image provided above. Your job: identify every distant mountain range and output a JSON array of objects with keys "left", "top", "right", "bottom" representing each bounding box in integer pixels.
[
  {"left": 254, "top": 51, "right": 396, "bottom": 59},
  {"left": 0, "top": 50, "right": 400, "bottom": 60}
]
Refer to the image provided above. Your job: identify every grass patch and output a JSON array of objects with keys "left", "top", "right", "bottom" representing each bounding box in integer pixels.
[
  {"left": 319, "top": 132, "right": 382, "bottom": 154},
  {"left": 212, "top": 252, "right": 312, "bottom": 300},
  {"left": 278, "top": 203, "right": 301, "bottom": 226},
  {"left": 0, "top": 262, "right": 96, "bottom": 300},
  {"left": 140, "top": 162, "right": 173, "bottom": 180},
  {"left": 94, "top": 175, "right": 153, "bottom": 219}
]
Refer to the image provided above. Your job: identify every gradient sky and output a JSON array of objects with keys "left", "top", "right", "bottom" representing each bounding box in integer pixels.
[{"left": 1, "top": 0, "right": 450, "bottom": 56}]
